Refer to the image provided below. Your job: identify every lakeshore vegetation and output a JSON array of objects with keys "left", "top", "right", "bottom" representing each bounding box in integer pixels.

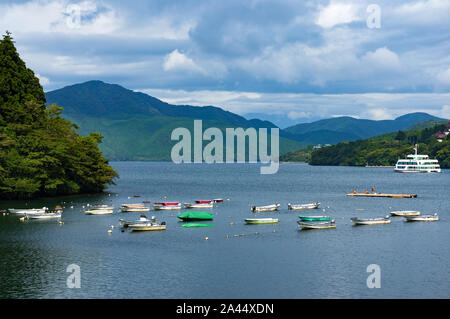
[
  {"left": 0, "top": 33, "right": 118, "bottom": 199},
  {"left": 307, "top": 124, "right": 449, "bottom": 168}
]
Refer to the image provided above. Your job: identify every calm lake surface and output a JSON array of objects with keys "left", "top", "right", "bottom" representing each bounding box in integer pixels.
[{"left": 1, "top": 162, "right": 449, "bottom": 299}]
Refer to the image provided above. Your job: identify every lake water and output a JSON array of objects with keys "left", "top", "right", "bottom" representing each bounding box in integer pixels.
[{"left": 0, "top": 162, "right": 449, "bottom": 299}]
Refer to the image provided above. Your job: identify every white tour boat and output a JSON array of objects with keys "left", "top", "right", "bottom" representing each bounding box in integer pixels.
[{"left": 394, "top": 144, "right": 441, "bottom": 173}]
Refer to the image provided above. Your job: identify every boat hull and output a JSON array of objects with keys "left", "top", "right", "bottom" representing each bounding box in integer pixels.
[
  {"left": 404, "top": 215, "right": 439, "bottom": 222},
  {"left": 390, "top": 211, "right": 420, "bottom": 217},
  {"left": 288, "top": 203, "right": 320, "bottom": 210},
  {"left": 351, "top": 218, "right": 391, "bottom": 225},
  {"left": 298, "top": 216, "right": 330, "bottom": 222},
  {"left": 26, "top": 213, "right": 62, "bottom": 219},
  {"left": 251, "top": 204, "right": 280, "bottom": 212},
  {"left": 298, "top": 221, "right": 336, "bottom": 230},
  {"left": 84, "top": 209, "right": 114, "bottom": 215},
  {"left": 129, "top": 224, "right": 166, "bottom": 231},
  {"left": 153, "top": 205, "right": 181, "bottom": 210}
]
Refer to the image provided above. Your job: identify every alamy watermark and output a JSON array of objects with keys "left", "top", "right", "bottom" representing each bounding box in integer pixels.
[
  {"left": 366, "top": 264, "right": 381, "bottom": 288},
  {"left": 171, "top": 120, "right": 279, "bottom": 174},
  {"left": 367, "top": 4, "right": 381, "bottom": 29},
  {"left": 66, "top": 264, "right": 81, "bottom": 288}
]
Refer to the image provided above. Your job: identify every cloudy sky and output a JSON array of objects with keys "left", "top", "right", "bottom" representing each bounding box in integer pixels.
[{"left": 1, "top": 0, "right": 449, "bottom": 127}]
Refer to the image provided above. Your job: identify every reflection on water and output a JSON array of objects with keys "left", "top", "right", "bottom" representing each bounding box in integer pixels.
[{"left": 0, "top": 162, "right": 449, "bottom": 298}]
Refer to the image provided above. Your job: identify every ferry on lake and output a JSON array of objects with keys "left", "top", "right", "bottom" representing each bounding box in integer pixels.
[{"left": 394, "top": 144, "right": 441, "bottom": 173}]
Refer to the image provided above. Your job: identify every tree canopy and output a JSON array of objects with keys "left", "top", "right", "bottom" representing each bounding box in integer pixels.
[{"left": 0, "top": 32, "right": 118, "bottom": 199}]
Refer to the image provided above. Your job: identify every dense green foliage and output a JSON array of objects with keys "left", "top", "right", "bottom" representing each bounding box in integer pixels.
[
  {"left": 0, "top": 33, "right": 118, "bottom": 199},
  {"left": 280, "top": 145, "right": 314, "bottom": 162},
  {"left": 309, "top": 124, "right": 450, "bottom": 168}
]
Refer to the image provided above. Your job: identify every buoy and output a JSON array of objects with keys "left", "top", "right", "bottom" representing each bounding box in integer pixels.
[
  {"left": 225, "top": 235, "right": 229, "bottom": 238},
  {"left": 230, "top": 222, "right": 234, "bottom": 225},
  {"left": 255, "top": 232, "right": 259, "bottom": 235},
  {"left": 164, "top": 196, "right": 167, "bottom": 199},
  {"left": 59, "top": 221, "right": 64, "bottom": 225},
  {"left": 272, "top": 229, "right": 276, "bottom": 233},
  {"left": 19, "top": 217, "right": 25, "bottom": 222},
  {"left": 110, "top": 225, "right": 115, "bottom": 229},
  {"left": 107, "top": 230, "right": 112, "bottom": 234},
  {"left": 205, "top": 237, "right": 209, "bottom": 240}
]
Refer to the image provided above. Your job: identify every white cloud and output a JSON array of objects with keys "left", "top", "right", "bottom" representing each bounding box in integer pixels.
[
  {"left": 163, "top": 49, "right": 201, "bottom": 72},
  {"left": 287, "top": 111, "right": 312, "bottom": 120},
  {"left": 362, "top": 47, "right": 401, "bottom": 70},
  {"left": 316, "top": 2, "right": 362, "bottom": 28},
  {"left": 0, "top": 0, "right": 120, "bottom": 36},
  {"left": 35, "top": 73, "right": 50, "bottom": 86}
]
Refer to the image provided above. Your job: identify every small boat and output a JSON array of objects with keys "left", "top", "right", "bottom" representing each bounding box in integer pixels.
[
  {"left": 8, "top": 207, "right": 48, "bottom": 215},
  {"left": 142, "top": 201, "right": 151, "bottom": 204},
  {"left": 390, "top": 210, "right": 420, "bottom": 217},
  {"left": 245, "top": 218, "right": 279, "bottom": 224},
  {"left": 404, "top": 213, "right": 439, "bottom": 222},
  {"left": 133, "top": 195, "right": 141, "bottom": 198},
  {"left": 298, "top": 215, "right": 331, "bottom": 222},
  {"left": 177, "top": 211, "right": 214, "bottom": 221},
  {"left": 153, "top": 202, "right": 182, "bottom": 210},
  {"left": 25, "top": 211, "right": 62, "bottom": 220},
  {"left": 298, "top": 220, "right": 336, "bottom": 230},
  {"left": 251, "top": 203, "right": 280, "bottom": 212},
  {"left": 351, "top": 216, "right": 391, "bottom": 225},
  {"left": 195, "top": 200, "right": 212, "bottom": 204},
  {"left": 183, "top": 202, "right": 214, "bottom": 209},
  {"left": 212, "top": 199, "right": 224, "bottom": 203},
  {"left": 84, "top": 205, "right": 114, "bottom": 215},
  {"left": 288, "top": 202, "right": 320, "bottom": 210},
  {"left": 120, "top": 204, "right": 150, "bottom": 212},
  {"left": 128, "top": 216, "right": 166, "bottom": 231}
]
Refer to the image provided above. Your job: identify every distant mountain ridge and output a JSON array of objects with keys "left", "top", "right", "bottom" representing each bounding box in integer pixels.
[
  {"left": 45, "top": 81, "right": 301, "bottom": 161},
  {"left": 45, "top": 80, "right": 447, "bottom": 160},
  {"left": 284, "top": 112, "right": 445, "bottom": 145}
]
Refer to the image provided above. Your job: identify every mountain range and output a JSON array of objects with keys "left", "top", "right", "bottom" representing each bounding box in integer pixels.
[{"left": 45, "top": 81, "right": 446, "bottom": 161}]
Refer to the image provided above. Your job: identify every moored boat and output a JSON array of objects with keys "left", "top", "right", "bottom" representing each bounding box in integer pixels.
[
  {"left": 298, "top": 220, "right": 336, "bottom": 230},
  {"left": 212, "top": 199, "right": 224, "bottom": 203},
  {"left": 195, "top": 200, "right": 212, "bottom": 204},
  {"left": 8, "top": 207, "right": 47, "bottom": 215},
  {"left": 245, "top": 218, "right": 278, "bottom": 224},
  {"left": 288, "top": 202, "right": 320, "bottom": 210},
  {"left": 25, "top": 211, "right": 62, "bottom": 220},
  {"left": 298, "top": 215, "right": 331, "bottom": 222},
  {"left": 127, "top": 215, "right": 166, "bottom": 231},
  {"left": 351, "top": 216, "right": 391, "bottom": 225},
  {"left": 395, "top": 144, "right": 441, "bottom": 173},
  {"left": 153, "top": 202, "right": 182, "bottom": 210},
  {"left": 390, "top": 210, "right": 420, "bottom": 217},
  {"left": 84, "top": 205, "right": 114, "bottom": 215},
  {"left": 120, "top": 204, "right": 150, "bottom": 212},
  {"left": 404, "top": 213, "right": 439, "bottom": 222},
  {"left": 177, "top": 211, "right": 214, "bottom": 221},
  {"left": 251, "top": 203, "right": 280, "bottom": 212},
  {"left": 183, "top": 202, "right": 214, "bottom": 209}
]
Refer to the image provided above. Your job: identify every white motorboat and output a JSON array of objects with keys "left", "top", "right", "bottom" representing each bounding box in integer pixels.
[
  {"left": 288, "top": 202, "right": 320, "bottom": 210},
  {"left": 404, "top": 213, "right": 439, "bottom": 222},
  {"left": 390, "top": 210, "right": 420, "bottom": 217},
  {"left": 120, "top": 204, "right": 150, "bottom": 212},
  {"left": 84, "top": 204, "right": 114, "bottom": 215},
  {"left": 351, "top": 216, "right": 391, "bottom": 225},
  {"left": 183, "top": 202, "right": 214, "bottom": 209},
  {"left": 25, "top": 211, "right": 62, "bottom": 220},
  {"left": 126, "top": 215, "right": 167, "bottom": 231},
  {"left": 8, "top": 207, "right": 48, "bottom": 215},
  {"left": 152, "top": 202, "right": 182, "bottom": 210},
  {"left": 251, "top": 203, "right": 280, "bottom": 212},
  {"left": 298, "top": 220, "right": 336, "bottom": 230},
  {"left": 395, "top": 144, "right": 441, "bottom": 173}
]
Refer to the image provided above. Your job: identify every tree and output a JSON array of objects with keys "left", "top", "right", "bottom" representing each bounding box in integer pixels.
[{"left": 0, "top": 33, "right": 118, "bottom": 199}]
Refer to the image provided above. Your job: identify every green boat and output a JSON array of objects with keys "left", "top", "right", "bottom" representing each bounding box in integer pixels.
[
  {"left": 298, "top": 216, "right": 331, "bottom": 222},
  {"left": 177, "top": 211, "right": 214, "bottom": 221},
  {"left": 182, "top": 223, "right": 215, "bottom": 228}
]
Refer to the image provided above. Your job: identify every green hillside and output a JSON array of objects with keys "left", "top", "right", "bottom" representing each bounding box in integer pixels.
[
  {"left": 309, "top": 123, "right": 450, "bottom": 168},
  {"left": 284, "top": 113, "right": 445, "bottom": 144},
  {"left": 46, "top": 81, "right": 304, "bottom": 161}
]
